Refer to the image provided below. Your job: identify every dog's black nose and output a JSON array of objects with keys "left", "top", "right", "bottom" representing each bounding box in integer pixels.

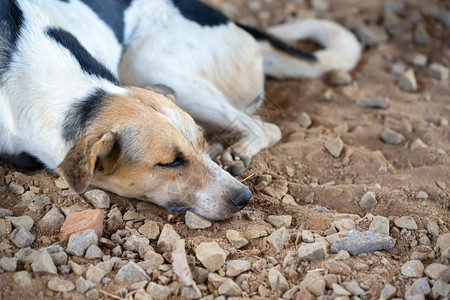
[{"left": 231, "top": 187, "right": 252, "bottom": 211}]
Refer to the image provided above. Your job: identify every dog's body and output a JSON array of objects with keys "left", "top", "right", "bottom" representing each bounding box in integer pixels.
[{"left": 0, "top": 0, "right": 361, "bottom": 219}]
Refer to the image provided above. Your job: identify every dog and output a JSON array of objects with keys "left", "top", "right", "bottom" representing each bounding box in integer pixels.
[{"left": 0, "top": 0, "right": 361, "bottom": 219}]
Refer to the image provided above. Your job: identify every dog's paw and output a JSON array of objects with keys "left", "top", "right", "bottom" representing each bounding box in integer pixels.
[{"left": 220, "top": 145, "right": 252, "bottom": 176}]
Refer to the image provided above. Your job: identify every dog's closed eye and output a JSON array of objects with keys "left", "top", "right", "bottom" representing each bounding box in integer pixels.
[{"left": 157, "top": 156, "right": 184, "bottom": 168}]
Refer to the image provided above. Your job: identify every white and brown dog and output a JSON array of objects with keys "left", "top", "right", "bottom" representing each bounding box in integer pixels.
[{"left": 0, "top": 0, "right": 360, "bottom": 219}]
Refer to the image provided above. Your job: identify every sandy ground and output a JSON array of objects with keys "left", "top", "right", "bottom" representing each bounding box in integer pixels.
[{"left": 0, "top": 0, "right": 449, "bottom": 299}]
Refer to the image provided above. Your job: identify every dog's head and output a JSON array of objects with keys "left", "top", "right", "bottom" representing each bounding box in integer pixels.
[{"left": 57, "top": 87, "right": 251, "bottom": 220}]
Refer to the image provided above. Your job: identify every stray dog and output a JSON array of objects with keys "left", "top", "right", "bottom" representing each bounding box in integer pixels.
[{"left": 0, "top": 0, "right": 361, "bottom": 219}]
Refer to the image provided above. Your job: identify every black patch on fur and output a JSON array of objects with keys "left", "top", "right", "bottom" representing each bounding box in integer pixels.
[
  {"left": 46, "top": 27, "right": 119, "bottom": 84},
  {"left": 238, "top": 23, "right": 317, "bottom": 62},
  {"left": 0, "top": 152, "right": 45, "bottom": 170},
  {"left": 166, "top": 201, "right": 189, "bottom": 214},
  {"left": 63, "top": 88, "right": 110, "bottom": 142},
  {"left": 0, "top": 0, "right": 24, "bottom": 81},
  {"left": 171, "top": 0, "right": 229, "bottom": 27},
  {"left": 78, "top": 0, "right": 132, "bottom": 43}
]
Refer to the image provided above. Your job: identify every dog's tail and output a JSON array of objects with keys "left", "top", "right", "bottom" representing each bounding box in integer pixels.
[{"left": 239, "top": 19, "right": 361, "bottom": 79}]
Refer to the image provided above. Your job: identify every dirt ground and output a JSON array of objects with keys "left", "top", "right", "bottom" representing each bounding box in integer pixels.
[{"left": 0, "top": 0, "right": 449, "bottom": 299}]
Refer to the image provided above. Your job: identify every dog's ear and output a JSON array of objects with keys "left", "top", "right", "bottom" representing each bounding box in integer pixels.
[
  {"left": 144, "top": 84, "right": 177, "bottom": 103},
  {"left": 56, "top": 132, "right": 117, "bottom": 194}
]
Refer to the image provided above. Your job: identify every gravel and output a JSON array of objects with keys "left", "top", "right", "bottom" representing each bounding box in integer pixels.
[
  {"left": 13, "top": 271, "right": 32, "bottom": 287},
  {"left": 10, "top": 226, "right": 35, "bottom": 248},
  {"left": 66, "top": 229, "right": 99, "bottom": 256},
  {"left": 398, "top": 69, "right": 417, "bottom": 92},
  {"left": 225, "top": 230, "right": 248, "bottom": 249},
  {"left": 369, "top": 216, "right": 390, "bottom": 236},
  {"left": 327, "top": 70, "right": 352, "bottom": 86},
  {"left": 394, "top": 216, "right": 418, "bottom": 230},
  {"left": 355, "top": 25, "right": 389, "bottom": 46},
  {"left": 330, "top": 230, "right": 395, "bottom": 255},
  {"left": 357, "top": 97, "right": 389, "bottom": 109},
  {"left": 226, "top": 260, "right": 251, "bottom": 277},
  {"left": 185, "top": 211, "right": 212, "bottom": 229},
  {"left": 39, "top": 206, "right": 65, "bottom": 231},
  {"left": 381, "top": 128, "right": 406, "bottom": 145},
  {"left": 6, "top": 216, "right": 34, "bottom": 231},
  {"left": 0, "top": 256, "right": 18, "bottom": 272},
  {"left": 268, "top": 268, "right": 289, "bottom": 292},
  {"left": 266, "top": 215, "right": 292, "bottom": 228},
  {"left": 31, "top": 249, "right": 57, "bottom": 274},
  {"left": 195, "top": 241, "right": 226, "bottom": 272},
  {"left": 325, "top": 137, "right": 344, "bottom": 158},
  {"left": 405, "top": 277, "right": 430, "bottom": 297},
  {"left": 296, "top": 112, "right": 312, "bottom": 129},
  {"left": 359, "top": 191, "right": 378, "bottom": 210},
  {"left": 267, "top": 227, "right": 291, "bottom": 253},
  {"left": 84, "top": 189, "right": 110, "bottom": 209},
  {"left": 218, "top": 278, "right": 243, "bottom": 296},
  {"left": 138, "top": 221, "right": 160, "bottom": 240},
  {"left": 115, "top": 261, "right": 150, "bottom": 284},
  {"left": 47, "top": 277, "right": 75, "bottom": 292},
  {"left": 297, "top": 242, "right": 328, "bottom": 261},
  {"left": 429, "top": 63, "right": 449, "bottom": 81},
  {"left": 401, "top": 260, "right": 424, "bottom": 277},
  {"left": 157, "top": 224, "right": 181, "bottom": 253},
  {"left": 380, "top": 283, "right": 397, "bottom": 300}
]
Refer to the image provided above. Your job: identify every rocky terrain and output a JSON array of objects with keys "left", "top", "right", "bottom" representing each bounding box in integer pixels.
[{"left": 0, "top": 0, "right": 449, "bottom": 299}]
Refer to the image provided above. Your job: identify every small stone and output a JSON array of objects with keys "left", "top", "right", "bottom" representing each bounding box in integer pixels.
[
  {"left": 262, "top": 180, "right": 288, "bottom": 200},
  {"left": 425, "top": 264, "right": 448, "bottom": 280},
  {"left": 414, "top": 24, "right": 429, "bottom": 45},
  {"left": 146, "top": 282, "right": 170, "bottom": 299},
  {"left": 66, "top": 229, "right": 99, "bottom": 256},
  {"left": 76, "top": 276, "right": 94, "bottom": 293},
  {"left": 426, "top": 220, "right": 440, "bottom": 237},
  {"left": 433, "top": 280, "right": 450, "bottom": 297},
  {"left": 325, "top": 137, "right": 344, "bottom": 158},
  {"left": 48, "top": 277, "right": 75, "bottom": 292},
  {"left": 55, "top": 177, "right": 69, "bottom": 189},
  {"left": 335, "top": 250, "right": 350, "bottom": 261},
  {"left": 302, "top": 230, "right": 315, "bottom": 243},
  {"left": 437, "top": 233, "right": 450, "bottom": 254},
  {"left": 9, "top": 183, "right": 24, "bottom": 195},
  {"left": 195, "top": 242, "right": 226, "bottom": 272},
  {"left": 218, "top": 278, "right": 242, "bottom": 296},
  {"left": 138, "top": 221, "right": 160, "bottom": 240},
  {"left": 311, "top": 0, "right": 329, "bottom": 12},
  {"left": 266, "top": 215, "right": 292, "bottom": 228},
  {"left": 0, "top": 257, "right": 18, "bottom": 272},
  {"left": 332, "top": 284, "right": 351, "bottom": 296},
  {"left": 226, "top": 260, "right": 250, "bottom": 277},
  {"left": 355, "top": 26, "right": 389, "bottom": 46},
  {"left": 6, "top": 216, "right": 34, "bottom": 231},
  {"left": 327, "top": 70, "right": 352, "bottom": 86},
  {"left": 394, "top": 216, "right": 418, "bottom": 230},
  {"left": 380, "top": 283, "right": 397, "bottom": 299},
  {"left": 115, "top": 261, "right": 150, "bottom": 285},
  {"left": 357, "top": 97, "right": 389, "bottom": 109},
  {"left": 384, "top": 1, "right": 404, "bottom": 14},
  {"left": 359, "top": 191, "right": 378, "bottom": 210},
  {"left": 86, "top": 265, "right": 106, "bottom": 284},
  {"left": 267, "top": 227, "right": 291, "bottom": 253},
  {"left": 39, "top": 206, "right": 65, "bottom": 231},
  {"left": 85, "top": 289, "right": 100, "bottom": 299},
  {"left": 10, "top": 226, "right": 35, "bottom": 248},
  {"left": 296, "top": 112, "right": 312, "bottom": 129},
  {"left": 398, "top": 69, "right": 417, "bottom": 92},
  {"left": 419, "top": 235, "right": 431, "bottom": 246},
  {"left": 13, "top": 271, "right": 32, "bottom": 287},
  {"left": 84, "top": 189, "right": 110, "bottom": 209},
  {"left": 436, "top": 181, "right": 447, "bottom": 190},
  {"left": 185, "top": 211, "right": 212, "bottom": 229},
  {"left": 402, "top": 260, "right": 424, "bottom": 277},
  {"left": 332, "top": 219, "right": 356, "bottom": 232},
  {"left": 299, "top": 273, "right": 325, "bottom": 296},
  {"left": 60, "top": 204, "right": 86, "bottom": 217},
  {"left": 330, "top": 230, "right": 395, "bottom": 255},
  {"left": 31, "top": 249, "right": 57, "bottom": 274},
  {"left": 268, "top": 268, "right": 289, "bottom": 292},
  {"left": 429, "top": 63, "right": 449, "bottom": 81},
  {"left": 439, "top": 268, "right": 450, "bottom": 283},
  {"left": 106, "top": 207, "right": 123, "bottom": 232},
  {"left": 68, "top": 261, "right": 86, "bottom": 276},
  {"left": 0, "top": 208, "right": 13, "bottom": 218},
  {"left": 281, "top": 194, "right": 298, "bottom": 206},
  {"left": 411, "top": 54, "right": 428, "bottom": 67},
  {"left": 297, "top": 242, "right": 328, "bottom": 261},
  {"left": 406, "top": 277, "right": 430, "bottom": 297},
  {"left": 381, "top": 128, "right": 405, "bottom": 145},
  {"left": 123, "top": 211, "right": 145, "bottom": 221},
  {"left": 85, "top": 244, "right": 103, "bottom": 259},
  {"left": 246, "top": 229, "right": 267, "bottom": 240},
  {"left": 208, "top": 273, "right": 226, "bottom": 288},
  {"left": 342, "top": 281, "right": 365, "bottom": 298},
  {"left": 411, "top": 139, "right": 428, "bottom": 151},
  {"left": 50, "top": 251, "right": 67, "bottom": 266},
  {"left": 390, "top": 62, "right": 407, "bottom": 75},
  {"left": 369, "top": 216, "right": 390, "bottom": 236},
  {"left": 416, "top": 191, "right": 428, "bottom": 200},
  {"left": 157, "top": 224, "right": 180, "bottom": 253},
  {"left": 59, "top": 209, "right": 104, "bottom": 241}
]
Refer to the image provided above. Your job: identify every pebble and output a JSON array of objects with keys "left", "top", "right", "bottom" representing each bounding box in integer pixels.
[
  {"left": 13, "top": 271, "right": 32, "bottom": 287},
  {"left": 298, "top": 242, "right": 328, "bottom": 261},
  {"left": 334, "top": 250, "right": 350, "bottom": 261},
  {"left": 300, "top": 273, "right": 326, "bottom": 296},
  {"left": 411, "top": 139, "right": 428, "bottom": 151},
  {"left": 390, "top": 62, "right": 407, "bottom": 75},
  {"left": 6, "top": 216, "right": 34, "bottom": 232},
  {"left": 425, "top": 263, "right": 448, "bottom": 280},
  {"left": 31, "top": 249, "right": 57, "bottom": 274},
  {"left": 218, "top": 278, "right": 243, "bottom": 296},
  {"left": 402, "top": 260, "right": 424, "bottom": 277},
  {"left": 380, "top": 283, "right": 397, "bottom": 300},
  {"left": 439, "top": 268, "right": 450, "bottom": 283},
  {"left": 226, "top": 230, "right": 248, "bottom": 249},
  {"left": 369, "top": 216, "right": 390, "bottom": 236},
  {"left": 394, "top": 216, "right": 418, "bottom": 230},
  {"left": 427, "top": 220, "right": 440, "bottom": 237},
  {"left": 85, "top": 289, "right": 100, "bottom": 299},
  {"left": 359, "top": 191, "right": 378, "bottom": 210},
  {"left": 414, "top": 24, "right": 429, "bottom": 45},
  {"left": 59, "top": 209, "right": 104, "bottom": 241},
  {"left": 0, "top": 256, "right": 17, "bottom": 272},
  {"left": 429, "top": 63, "right": 449, "bottom": 81},
  {"left": 268, "top": 268, "right": 289, "bottom": 292},
  {"left": 411, "top": 54, "right": 428, "bottom": 67},
  {"left": 47, "top": 277, "right": 75, "bottom": 292},
  {"left": 332, "top": 219, "right": 356, "bottom": 232},
  {"left": 355, "top": 25, "right": 389, "bottom": 46},
  {"left": 66, "top": 229, "right": 99, "bottom": 256},
  {"left": 437, "top": 233, "right": 450, "bottom": 255},
  {"left": 246, "top": 230, "right": 267, "bottom": 240},
  {"left": 115, "top": 261, "right": 150, "bottom": 284},
  {"left": 208, "top": 273, "right": 226, "bottom": 288},
  {"left": 68, "top": 261, "right": 86, "bottom": 276},
  {"left": 1, "top": 218, "right": 12, "bottom": 237},
  {"left": 398, "top": 69, "right": 417, "bottom": 92},
  {"left": 10, "top": 226, "right": 35, "bottom": 248},
  {"left": 146, "top": 282, "right": 170, "bottom": 299},
  {"left": 86, "top": 265, "right": 106, "bottom": 285},
  {"left": 416, "top": 191, "right": 428, "bottom": 200},
  {"left": 341, "top": 281, "right": 366, "bottom": 298},
  {"left": 60, "top": 204, "right": 86, "bottom": 217},
  {"left": 405, "top": 277, "right": 430, "bottom": 297},
  {"left": 266, "top": 215, "right": 292, "bottom": 228},
  {"left": 9, "top": 183, "right": 24, "bottom": 195},
  {"left": 332, "top": 284, "right": 351, "bottom": 296},
  {"left": 185, "top": 211, "right": 212, "bottom": 229},
  {"left": 195, "top": 241, "right": 226, "bottom": 272},
  {"left": 267, "top": 227, "right": 291, "bottom": 253},
  {"left": 296, "top": 112, "right": 312, "bottom": 129},
  {"left": 226, "top": 260, "right": 251, "bottom": 277},
  {"left": 157, "top": 224, "right": 181, "bottom": 253},
  {"left": 76, "top": 276, "right": 94, "bottom": 293},
  {"left": 84, "top": 189, "right": 110, "bottom": 209},
  {"left": 311, "top": 0, "right": 329, "bottom": 12},
  {"left": 106, "top": 207, "right": 123, "bottom": 232},
  {"left": 327, "top": 70, "right": 352, "bottom": 86},
  {"left": 357, "top": 97, "right": 389, "bottom": 109},
  {"left": 325, "top": 137, "right": 344, "bottom": 158},
  {"left": 262, "top": 180, "right": 288, "bottom": 200},
  {"left": 39, "top": 206, "right": 65, "bottom": 231},
  {"left": 302, "top": 230, "right": 315, "bottom": 243},
  {"left": 433, "top": 280, "right": 450, "bottom": 297},
  {"left": 381, "top": 128, "right": 405, "bottom": 145},
  {"left": 138, "top": 221, "right": 160, "bottom": 240},
  {"left": 384, "top": 1, "right": 404, "bottom": 14},
  {"left": 330, "top": 230, "right": 395, "bottom": 255},
  {"left": 85, "top": 245, "right": 103, "bottom": 259}
]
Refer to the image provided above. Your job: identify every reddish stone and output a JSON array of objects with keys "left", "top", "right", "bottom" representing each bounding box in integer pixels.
[{"left": 59, "top": 209, "right": 104, "bottom": 241}]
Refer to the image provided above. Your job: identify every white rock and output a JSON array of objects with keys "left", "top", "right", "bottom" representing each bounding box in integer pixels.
[
  {"left": 85, "top": 244, "right": 103, "bottom": 259},
  {"left": 185, "top": 211, "right": 212, "bottom": 229},
  {"left": 398, "top": 69, "right": 417, "bottom": 92},
  {"left": 325, "top": 138, "right": 344, "bottom": 158},
  {"left": 401, "top": 260, "right": 424, "bottom": 277},
  {"left": 298, "top": 242, "right": 328, "bottom": 261},
  {"left": 84, "top": 189, "right": 110, "bottom": 209},
  {"left": 226, "top": 230, "right": 248, "bottom": 249},
  {"left": 146, "top": 282, "right": 170, "bottom": 300},
  {"left": 138, "top": 221, "right": 160, "bottom": 240},
  {"left": 47, "top": 277, "right": 75, "bottom": 292},
  {"left": 218, "top": 278, "right": 242, "bottom": 296},
  {"left": 195, "top": 242, "right": 226, "bottom": 272},
  {"left": 369, "top": 216, "right": 390, "bottom": 236},
  {"left": 115, "top": 261, "right": 150, "bottom": 285},
  {"left": 394, "top": 216, "right": 418, "bottom": 230},
  {"left": 66, "top": 229, "right": 99, "bottom": 256},
  {"left": 266, "top": 215, "right": 292, "bottom": 228},
  {"left": 268, "top": 268, "right": 289, "bottom": 292},
  {"left": 226, "top": 260, "right": 251, "bottom": 277},
  {"left": 267, "top": 227, "right": 291, "bottom": 253},
  {"left": 302, "top": 230, "right": 315, "bottom": 243},
  {"left": 157, "top": 224, "right": 180, "bottom": 253}
]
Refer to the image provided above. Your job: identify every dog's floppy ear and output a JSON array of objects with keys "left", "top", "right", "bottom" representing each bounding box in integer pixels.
[
  {"left": 144, "top": 84, "right": 177, "bottom": 103},
  {"left": 57, "top": 132, "right": 117, "bottom": 194}
]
